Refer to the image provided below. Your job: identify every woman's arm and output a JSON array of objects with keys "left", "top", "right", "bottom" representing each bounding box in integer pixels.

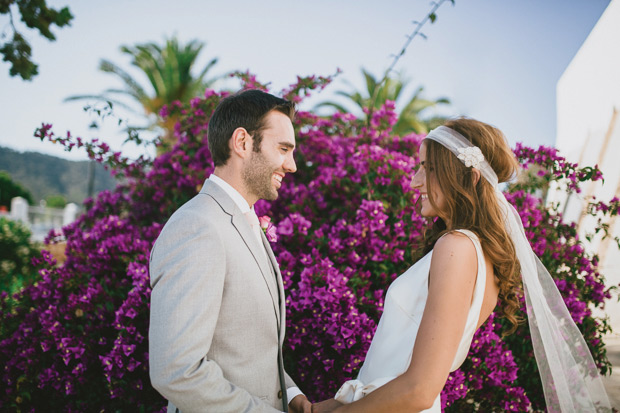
[{"left": 332, "top": 232, "right": 479, "bottom": 413}]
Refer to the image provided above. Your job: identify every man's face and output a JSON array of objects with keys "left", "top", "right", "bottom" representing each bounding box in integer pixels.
[{"left": 242, "top": 110, "right": 297, "bottom": 201}]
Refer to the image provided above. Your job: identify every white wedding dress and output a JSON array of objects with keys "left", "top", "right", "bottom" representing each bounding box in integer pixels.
[{"left": 335, "top": 230, "right": 487, "bottom": 412}]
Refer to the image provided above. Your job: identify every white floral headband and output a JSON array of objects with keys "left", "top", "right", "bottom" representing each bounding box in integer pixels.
[
  {"left": 424, "top": 126, "right": 499, "bottom": 187},
  {"left": 456, "top": 147, "right": 485, "bottom": 168}
]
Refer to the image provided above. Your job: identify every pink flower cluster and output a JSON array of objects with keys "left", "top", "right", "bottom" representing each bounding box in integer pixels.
[{"left": 513, "top": 143, "right": 604, "bottom": 193}]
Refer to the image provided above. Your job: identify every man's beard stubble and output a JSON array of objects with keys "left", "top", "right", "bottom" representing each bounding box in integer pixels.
[{"left": 242, "top": 149, "right": 278, "bottom": 201}]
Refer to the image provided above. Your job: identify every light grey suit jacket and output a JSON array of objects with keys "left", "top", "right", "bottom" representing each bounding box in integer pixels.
[{"left": 149, "top": 179, "right": 296, "bottom": 412}]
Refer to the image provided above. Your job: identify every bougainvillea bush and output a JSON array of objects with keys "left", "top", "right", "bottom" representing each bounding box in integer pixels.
[{"left": 0, "top": 73, "right": 617, "bottom": 412}]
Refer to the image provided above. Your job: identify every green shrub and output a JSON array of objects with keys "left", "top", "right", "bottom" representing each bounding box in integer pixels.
[
  {"left": 0, "top": 171, "right": 34, "bottom": 208},
  {"left": 0, "top": 217, "right": 41, "bottom": 296},
  {"left": 45, "top": 194, "right": 68, "bottom": 208}
]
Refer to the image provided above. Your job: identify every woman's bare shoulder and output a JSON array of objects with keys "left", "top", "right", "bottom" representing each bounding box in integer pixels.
[{"left": 433, "top": 231, "right": 477, "bottom": 259}]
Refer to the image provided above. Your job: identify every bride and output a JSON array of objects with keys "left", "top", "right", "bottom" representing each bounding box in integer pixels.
[{"left": 312, "top": 118, "right": 611, "bottom": 412}]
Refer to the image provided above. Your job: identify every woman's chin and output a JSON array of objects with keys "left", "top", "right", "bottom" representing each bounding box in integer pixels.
[{"left": 420, "top": 208, "right": 436, "bottom": 218}]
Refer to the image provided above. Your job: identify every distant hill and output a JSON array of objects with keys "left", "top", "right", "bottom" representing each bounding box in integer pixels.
[{"left": 0, "top": 146, "right": 117, "bottom": 205}]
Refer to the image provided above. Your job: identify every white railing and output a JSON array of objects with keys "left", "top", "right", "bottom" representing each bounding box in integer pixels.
[{"left": 8, "top": 197, "right": 80, "bottom": 241}]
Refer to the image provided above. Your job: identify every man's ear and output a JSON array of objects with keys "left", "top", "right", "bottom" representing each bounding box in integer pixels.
[{"left": 230, "top": 127, "right": 251, "bottom": 159}]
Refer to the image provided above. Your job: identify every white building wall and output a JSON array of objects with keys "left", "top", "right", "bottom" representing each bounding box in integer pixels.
[
  {"left": 556, "top": 0, "right": 620, "bottom": 160},
  {"left": 554, "top": 0, "right": 620, "bottom": 337}
]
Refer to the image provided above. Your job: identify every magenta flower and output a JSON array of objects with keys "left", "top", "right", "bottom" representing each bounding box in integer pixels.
[{"left": 259, "top": 215, "right": 278, "bottom": 242}]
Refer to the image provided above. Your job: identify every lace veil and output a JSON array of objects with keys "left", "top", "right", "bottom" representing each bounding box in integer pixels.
[{"left": 424, "top": 126, "right": 611, "bottom": 412}]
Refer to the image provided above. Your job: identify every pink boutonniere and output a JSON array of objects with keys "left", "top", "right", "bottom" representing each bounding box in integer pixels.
[{"left": 258, "top": 216, "right": 278, "bottom": 242}]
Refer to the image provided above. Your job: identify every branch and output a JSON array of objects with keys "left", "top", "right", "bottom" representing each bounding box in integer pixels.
[
  {"left": 1, "top": 0, "right": 73, "bottom": 80},
  {"left": 367, "top": 0, "right": 454, "bottom": 125},
  {"left": 7, "top": 6, "right": 17, "bottom": 32}
]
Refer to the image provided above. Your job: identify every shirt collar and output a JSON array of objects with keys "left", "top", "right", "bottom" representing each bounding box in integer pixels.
[{"left": 208, "top": 174, "right": 252, "bottom": 214}]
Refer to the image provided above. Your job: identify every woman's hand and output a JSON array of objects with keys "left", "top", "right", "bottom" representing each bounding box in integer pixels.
[
  {"left": 311, "top": 398, "right": 343, "bottom": 413},
  {"left": 289, "top": 394, "right": 312, "bottom": 413}
]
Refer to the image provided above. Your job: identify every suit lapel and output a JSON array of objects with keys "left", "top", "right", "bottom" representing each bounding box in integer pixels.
[
  {"left": 261, "top": 231, "right": 287, "bottom": 343},
  {"left": 231, "top": 213, "right": 281, "bottom": 325},
  {"left": 201, "top": 180, "right": 281, "bottom": 328}
]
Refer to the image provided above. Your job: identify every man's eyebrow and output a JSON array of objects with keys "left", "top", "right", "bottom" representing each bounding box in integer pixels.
[{"left": 279, "top": 142, "right": 295, "bottom": 149}]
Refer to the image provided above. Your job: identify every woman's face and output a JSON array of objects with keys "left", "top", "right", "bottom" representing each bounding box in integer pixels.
[{"left": 411, "top": 141, "right": 446, "bottom": 218}]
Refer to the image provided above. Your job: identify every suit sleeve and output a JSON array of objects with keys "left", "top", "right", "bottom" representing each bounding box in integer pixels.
[
  {"left": 284, "top": 369, "right": 297, "bottom": 390},
  {"left": 149, "top": 212, "right": 280, "bottom": 413}
]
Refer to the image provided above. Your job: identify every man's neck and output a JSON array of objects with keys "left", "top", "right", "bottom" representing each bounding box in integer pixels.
[{"left": 212, "top": 167, "right": 256, "bottom": 207}]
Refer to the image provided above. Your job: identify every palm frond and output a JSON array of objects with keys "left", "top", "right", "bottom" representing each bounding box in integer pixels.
[
  {"left": 98, "top": 59, "right": 149, "bottom": 103},
  {"left": 313, "top": 101, "right": 351, "bottom": 114}
]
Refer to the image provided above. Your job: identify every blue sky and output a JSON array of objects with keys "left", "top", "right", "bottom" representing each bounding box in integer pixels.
[{"left": 0, "top": 0, "right": 611, "bottom": 161}]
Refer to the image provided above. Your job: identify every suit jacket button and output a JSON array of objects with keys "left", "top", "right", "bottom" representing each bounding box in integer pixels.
[{"left": 278, "top": 390, "right": 283, "bottom": 399}]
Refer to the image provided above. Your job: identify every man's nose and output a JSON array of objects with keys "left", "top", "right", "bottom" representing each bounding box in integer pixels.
[{"left": 285, "top": 153, "right": 297, "bottom": 173}]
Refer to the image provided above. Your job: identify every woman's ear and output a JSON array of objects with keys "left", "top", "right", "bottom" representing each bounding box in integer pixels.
[
  {"left": 230, "top": 127, "right": 251, "bottom": 159},
  {"left": 472, "top": 168, "right": 481, "bottom": 185}
]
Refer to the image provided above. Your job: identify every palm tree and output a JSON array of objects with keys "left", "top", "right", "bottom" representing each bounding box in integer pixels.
[
  {"left": 317, "top": 68, "right": 450, "bottom": 135},
  {"left": 66, "top": 36, "right": 218, "bottom": 153}
]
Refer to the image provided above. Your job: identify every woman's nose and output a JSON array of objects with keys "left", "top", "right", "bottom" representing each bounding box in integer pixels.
[{"left": 411, "top": 171, "right": 423, "bottom": 189}]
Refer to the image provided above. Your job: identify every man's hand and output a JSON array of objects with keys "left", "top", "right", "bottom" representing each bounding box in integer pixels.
[
  {"left": 311, "top": 398, "right": 343, "bottom": 413},
  {"left": 289, "top": 394, "right": 312, "bottom": 413}
]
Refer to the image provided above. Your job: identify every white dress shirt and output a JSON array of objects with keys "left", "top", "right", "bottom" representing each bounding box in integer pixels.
[{"left": 209, "top": 174, "right": 252, "bottom": 214}]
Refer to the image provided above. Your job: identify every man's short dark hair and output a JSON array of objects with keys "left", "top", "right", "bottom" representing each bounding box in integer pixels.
[{"left": 207, "top": 89, "right": 296, "bottom": 167}]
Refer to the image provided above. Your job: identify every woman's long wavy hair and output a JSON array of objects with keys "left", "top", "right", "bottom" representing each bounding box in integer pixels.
[{"left": 419, "top": 117, "right": 523, "bottom": 334}]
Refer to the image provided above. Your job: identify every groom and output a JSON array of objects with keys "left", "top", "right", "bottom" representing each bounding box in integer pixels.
[{"left": 149, "top": 89, "right": 310, "bottom": 412}]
